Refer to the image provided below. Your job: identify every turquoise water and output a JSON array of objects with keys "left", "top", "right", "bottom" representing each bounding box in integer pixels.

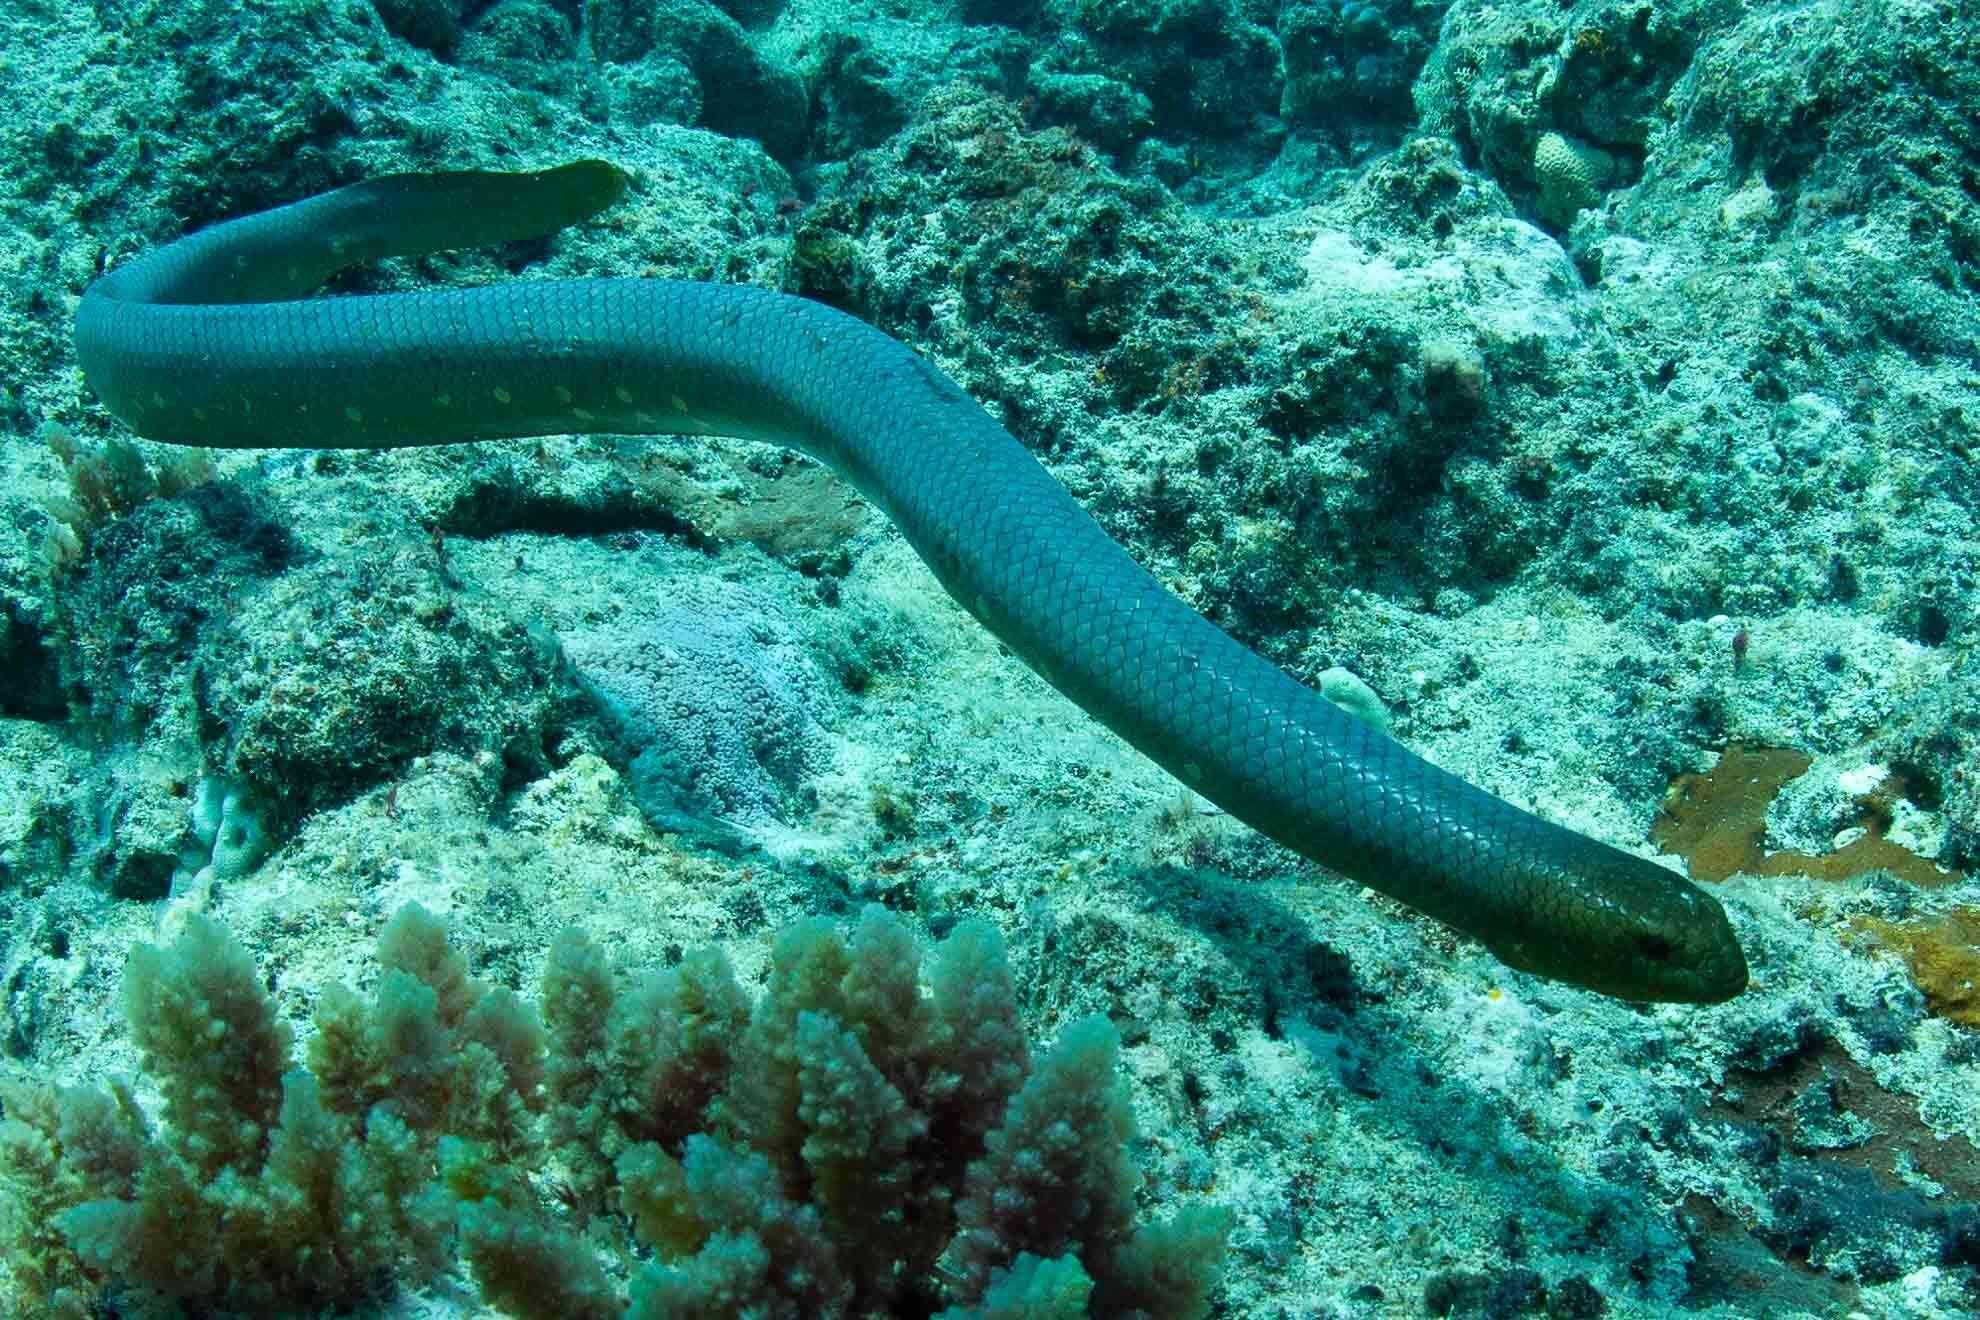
[{"left": 1, "top": 1, "right": 1976, "bottom": 1316}]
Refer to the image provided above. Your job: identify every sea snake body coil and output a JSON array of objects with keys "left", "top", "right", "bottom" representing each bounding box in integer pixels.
[{"left": 74, "top": 161, "right": 1747, "bottom": 1003}]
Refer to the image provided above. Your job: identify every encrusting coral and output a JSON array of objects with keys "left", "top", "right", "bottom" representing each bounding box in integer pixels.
[{"left": 0, "top": 902, "right": 1230, "bottom": 1318}]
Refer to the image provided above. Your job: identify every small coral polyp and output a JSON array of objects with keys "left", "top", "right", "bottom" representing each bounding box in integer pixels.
[{"left": 171, "top": 774, "right": 270, "bottom": 897}]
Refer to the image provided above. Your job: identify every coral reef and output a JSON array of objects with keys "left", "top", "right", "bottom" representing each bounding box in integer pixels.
[
  {"left": 1, "top": 0, "right": 1976, "bottom": 1314},
  {"left": 0, "top": 903, "right": 1230, "bottom": 1318}
]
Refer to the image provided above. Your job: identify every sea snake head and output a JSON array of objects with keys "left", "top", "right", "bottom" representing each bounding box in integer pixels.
[{"left": 1484, "top": 840, "right": 1750, "bottom": 1004}]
